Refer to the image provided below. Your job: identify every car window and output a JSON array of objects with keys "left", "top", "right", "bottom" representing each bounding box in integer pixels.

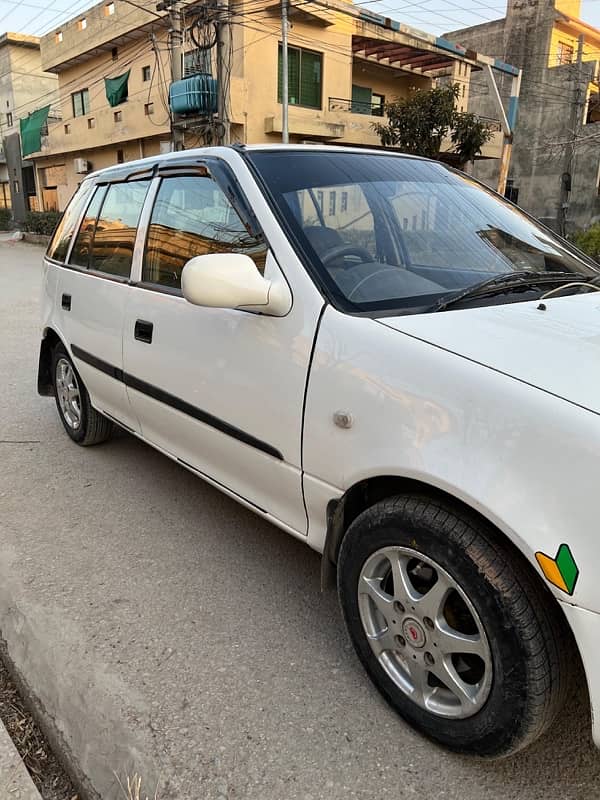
[
  {"left": 248, "top": 151, "right": 598, "bottom": 313},
  {"left": 47, "top": 181, "right": 94, "bottom": 263},
  {"left": 89, "top": 181, "right": 150, "bottom": 277},
  {"left": 69, "top": 185, "right": 107, "bottom": 268},
  {"left": 142, "top": 175, "right": 267, "bottom": 290}
]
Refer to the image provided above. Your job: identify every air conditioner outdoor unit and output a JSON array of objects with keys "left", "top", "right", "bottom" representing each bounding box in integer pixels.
[{"left": 74, "top": 158, "right": 91, "bottom": 174}]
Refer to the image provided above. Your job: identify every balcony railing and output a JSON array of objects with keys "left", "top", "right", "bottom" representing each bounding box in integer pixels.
[
  {"left": 329, "top": 97, "right": 384, "bottom": 116},
  {"left": 478, "top": 116, "right": 502, "bottom": 132}
]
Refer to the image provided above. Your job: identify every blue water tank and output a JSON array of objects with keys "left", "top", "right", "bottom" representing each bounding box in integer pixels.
[{"left": 169, "top": 74, "right": 218, "bottom": 116}]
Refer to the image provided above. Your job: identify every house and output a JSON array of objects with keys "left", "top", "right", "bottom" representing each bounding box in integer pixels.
[
  {"left": 447, "top": 0, "right": 600, "bottom": 232},
  {"left": 29, "top": 0, "right": 517, "bottom": 210},
  {"left": 0, "top": 33, "right": 58, "bottom": 221}
]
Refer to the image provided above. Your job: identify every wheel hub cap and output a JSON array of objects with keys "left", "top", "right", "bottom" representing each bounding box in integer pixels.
[
  {"left": 357, "top": 546, "right": 493, "bottom": 719},
  {"left": 55, "top": 358, "right": 82, "bottom": 430},
  {"left": 402, "top": 618, "right": 426, "bottom": 648}
]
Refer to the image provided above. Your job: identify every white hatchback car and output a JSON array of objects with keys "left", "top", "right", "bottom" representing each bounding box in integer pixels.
[{"left": 39, "top": 145, "right": 600, "bottom": 757}]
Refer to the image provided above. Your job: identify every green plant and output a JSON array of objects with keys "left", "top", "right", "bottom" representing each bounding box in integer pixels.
[
  {"left": 373, "top": 84, "right": 493, "bottom": 166},
  {"left": 570, "top": 223, "right": 600, "bottom": 262},
  {"left": 0, "top": 208, "right": 12, "bottom": 230},
  {"left": 24, "top": 210, "right": 61, "bottom": 236}
]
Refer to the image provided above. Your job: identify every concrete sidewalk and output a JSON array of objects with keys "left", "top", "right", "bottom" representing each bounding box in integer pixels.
[{"left": 1, "top": 243, "right": 600, "bottom": 800}]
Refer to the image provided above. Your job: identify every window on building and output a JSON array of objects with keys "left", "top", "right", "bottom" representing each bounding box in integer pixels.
[
  {"left": 111, "top": 47, "right": 118, "bottom": 61},
  {"left": 114, "top": 110, "right": 122, "bottom": 122},
  {"left": 504, "top": 179, "right": 519, "bottom": 204},
  {"left": 77, "top": 18, "right": 87, "bottom": 30},
  {"left": 316, "top": 190, "right": 324, "bottom": 212},
  {"left": 90, "top": 182, "right": 149, "bottom": 276},
  {"left": 105, "top": 2, "right": 115, "bottom": 15},
  {"left": 277, "top": 44, "right": 322, "bottom": 109},
  {"left": 142, "top": 65, "right": 151, "bottom": 82},
  {"left": 142, "top": 175, "right": 267, "bottom": 289},
  {"left": 0, "top": 182, "right": 10, "bottom": 209},
  {"left": 55, "top": 31, "right": 63, "bottom": 43},
  {"left": 341, "top": 191, "right": 348, "bottom": 213},
  {"left": 64, "top": 123, "right": 71, "bottom": 134},
  {"left": 72, "top": 89, "right": 90, "bottom": 117},
  {"left": 87, "top": 117, "right": 96, "bottom": 129},
  {"left": 184, "top": 48, "right": 211, "bottom": 76},
  {"left": 557, "top": 41, "right": 574, "bottom": 65},
  {"left": 372, "top": 92, "right": 384, "bottom": 117},
  {"left": 117, "top": 149, "right": 124, "bottom": 163},
  {"left": 6, "top": 112, "right": 12, "bottom": 127},
  {"left": 144, "top": 102, "right": 154, "bottom": 115},
  {"left": 47, "top": 181, "right": 94, "bottom": 262},
  {"left": 329, "top": 191, "right": 336, "bottom": 216}
]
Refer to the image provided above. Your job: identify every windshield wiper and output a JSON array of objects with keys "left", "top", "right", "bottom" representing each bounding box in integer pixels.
[{"left": 429, "top": 271, "right": 595, "bottom": 313}]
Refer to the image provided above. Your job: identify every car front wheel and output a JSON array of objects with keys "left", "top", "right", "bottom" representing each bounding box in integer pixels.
[
  {"left": 52, "top": 343, "right": 113, "bottom": 446},
  {"left": 337, "top": 494, "right": 573, "bottom": 757}
]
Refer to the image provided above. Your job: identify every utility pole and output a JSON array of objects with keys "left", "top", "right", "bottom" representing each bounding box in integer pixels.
[
  {"left": 281, "top": 0, "right": 289, "bottom": 143},
  {"left": 559, "top": 33, "right": 584, "bottom": 236},
  {"left": 157, "top": 0, "right": 185, "bottom": 151},
  {"left": 216, "top": 0, "right": 231, "bottom": 145}
]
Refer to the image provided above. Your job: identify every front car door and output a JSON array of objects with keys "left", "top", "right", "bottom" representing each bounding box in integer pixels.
[{"left": 122, "top": 154, "right": 324, "bottom": 535}]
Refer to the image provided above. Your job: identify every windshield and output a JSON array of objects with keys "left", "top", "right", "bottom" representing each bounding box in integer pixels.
[{"left": 247, "top": 150, "right": 598, "bottom": 314}]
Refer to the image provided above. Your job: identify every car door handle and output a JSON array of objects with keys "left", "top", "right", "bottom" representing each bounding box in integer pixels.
[
  {"left": 61, "top": 293, "right": 71, "bottom": 311},
  {"left": 134, "top": 319, "right": 154, "bottom": 344}
]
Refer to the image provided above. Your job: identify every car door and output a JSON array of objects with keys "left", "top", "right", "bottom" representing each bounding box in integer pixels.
[
  {"left": 60, "top": 179, "right": 151, "bottom": 432},
  {"left": 122, "top": 160, "right": 321, "bottom": 535}
]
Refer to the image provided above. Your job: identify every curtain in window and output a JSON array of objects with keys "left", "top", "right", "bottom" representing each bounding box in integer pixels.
[
  {"left": 20, "top": 105, "right": 50, "bottom": 157},
  {"left": 105, "top": 70, "right": 131, "bottom": 107}
]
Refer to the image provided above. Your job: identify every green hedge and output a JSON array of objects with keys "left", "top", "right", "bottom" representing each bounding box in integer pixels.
[
  {"left": 24, "top": 210, "right": 61, "bottom": 236},
  {"left": 0, "top": 208, "right": 12, "bottom": 230},
  {"left": 571, "top": 224, "right": 600, "bottom": 263}
]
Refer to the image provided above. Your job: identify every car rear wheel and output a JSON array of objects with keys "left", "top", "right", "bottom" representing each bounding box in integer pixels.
[
  {"left": 337, "top": 494, "right": 573, "bottom": 757},
  {"left": 52, "top": 343, "right": 113, "bottom": 446}
]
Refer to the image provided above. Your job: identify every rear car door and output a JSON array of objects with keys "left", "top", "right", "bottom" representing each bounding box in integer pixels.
[
  {"left": 122, "top": 159, "right": 321, "bottom": 534},
  {"left": 58, "top": 179, "right": 151, "bottom": 432}
]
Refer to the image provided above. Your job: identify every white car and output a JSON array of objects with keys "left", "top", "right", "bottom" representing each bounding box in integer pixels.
[{"left": 38, "top": 145, "right": 600, "bottom": 757}]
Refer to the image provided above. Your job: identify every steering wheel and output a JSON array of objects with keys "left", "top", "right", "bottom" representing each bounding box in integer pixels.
[{"left": 321, "top": 243, "right": 372, "bottom": 266}]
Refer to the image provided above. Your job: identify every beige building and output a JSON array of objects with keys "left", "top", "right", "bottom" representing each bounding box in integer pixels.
[
  {"left": 31, "top": 0, "right": 506, "bottom": 210},
  {"left": 0, "top": 33, "right": 58, "bottom": 219}
]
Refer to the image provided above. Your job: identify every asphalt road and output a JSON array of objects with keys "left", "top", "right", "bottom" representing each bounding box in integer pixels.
[{"left": 1, "top": 242, "right": 599, "bottom": 800}]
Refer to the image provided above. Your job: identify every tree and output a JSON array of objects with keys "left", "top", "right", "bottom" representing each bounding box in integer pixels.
[{"left": 373, "top": 84, "right": 493, "bottom": 167}]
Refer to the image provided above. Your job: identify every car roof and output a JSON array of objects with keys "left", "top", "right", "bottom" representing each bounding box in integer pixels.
[{"left": 85, "top": 144, "right": 426, "bottom": 183}]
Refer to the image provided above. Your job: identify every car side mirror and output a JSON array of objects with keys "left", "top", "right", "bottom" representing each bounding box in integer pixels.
[{"left": 181, "top": 253, "right": 291, "bottom": 316}]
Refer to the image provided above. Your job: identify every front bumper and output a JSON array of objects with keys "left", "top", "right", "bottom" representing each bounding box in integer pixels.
[{"left": 560, "top": 601, "right": 600, "bottom": 748}]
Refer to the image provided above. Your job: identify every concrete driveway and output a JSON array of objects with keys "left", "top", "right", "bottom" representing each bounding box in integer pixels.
[{"left": 1, "top": 242, "right": 599, "bottom": 799}]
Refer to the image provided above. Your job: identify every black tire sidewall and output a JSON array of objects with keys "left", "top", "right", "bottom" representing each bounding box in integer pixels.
[
  {"left": 52, "top": 344, "right": 89, "bottom": 443},
  {"left": 338, "top": 500, "right": 535, "bottom": 756}
]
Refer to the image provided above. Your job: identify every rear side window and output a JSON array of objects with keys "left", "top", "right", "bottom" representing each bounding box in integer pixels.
[
  {"left": 69, "top": 186, "right": 106, "bottom": 268},
  {"left": 47, "top": 181, "right": 93, "bottom": 262},
  {"left": 90, "top": 181, "right": 149, "bottom": 277},
  {"left": 142, "top": 175, "right": 267, "bottom": 289}
]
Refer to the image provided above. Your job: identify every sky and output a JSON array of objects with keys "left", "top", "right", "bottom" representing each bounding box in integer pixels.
[{"left": 0, "top": 0, "right": 599, "bottom": 40}]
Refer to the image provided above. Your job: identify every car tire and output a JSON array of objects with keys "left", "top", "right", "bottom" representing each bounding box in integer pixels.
[
  {"left": 52, "top": 343, "right": 113, "bottom": 446},
  {"left": 337, "top": 494, "right": 573, "bottom": 757}
]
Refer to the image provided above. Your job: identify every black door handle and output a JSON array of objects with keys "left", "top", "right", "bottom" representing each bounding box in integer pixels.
[
  {"left": 134, "top": 319, "right": 153, "bottom": 344},
  {"left": 61, "top": 293, "right": 71, "bottom": 311}
]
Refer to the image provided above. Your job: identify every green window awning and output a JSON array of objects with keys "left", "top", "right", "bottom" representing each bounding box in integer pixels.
[
  {"left": 105, "top": 70, "right": 130, "bottom": 107},
  {"left": 20, "top": 105, "right": 50, "bottom": 158}
]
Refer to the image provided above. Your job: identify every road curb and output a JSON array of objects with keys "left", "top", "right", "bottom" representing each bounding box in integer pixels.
[{"left": 0, "top": 716, "right": 43, "bottom": 800}]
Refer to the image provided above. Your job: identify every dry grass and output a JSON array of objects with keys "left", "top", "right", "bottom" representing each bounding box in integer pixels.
[{"left": 116, "top": 772, "right": 159, "bottom": 800}]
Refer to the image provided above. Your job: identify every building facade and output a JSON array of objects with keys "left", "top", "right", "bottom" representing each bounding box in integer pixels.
[
  {"left": 448, "top": 0, "right": 600, "bottom": 232},
  {"left": 30, "top": 0, "right": 512, "bottom": 211},
  {"left": 0, "top": 33, "right": 58, "bottom": 221}
]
